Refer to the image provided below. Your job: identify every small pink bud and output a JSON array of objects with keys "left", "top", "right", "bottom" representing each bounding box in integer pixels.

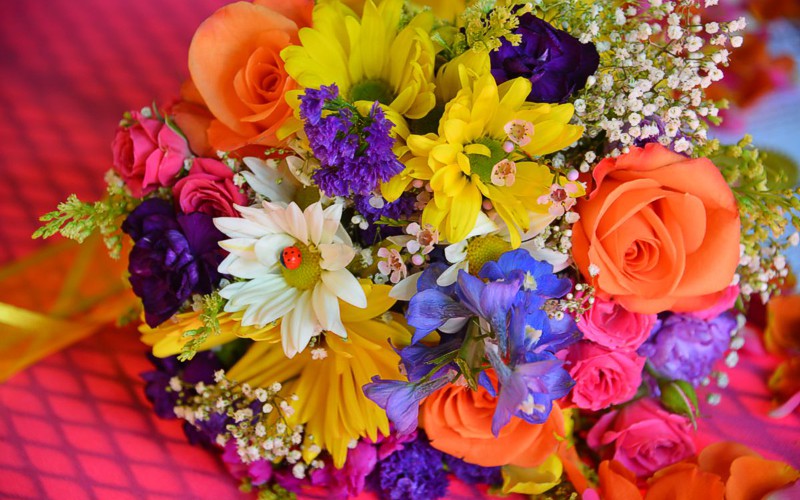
[{"left": 502, "top": 141, "right": 515, "bottom": 153}]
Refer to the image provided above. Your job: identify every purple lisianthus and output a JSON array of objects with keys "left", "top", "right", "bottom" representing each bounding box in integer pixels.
[
  {"left": 367, "top": 436, "right": 449, "bottom": 500},
  {"left": 300, "top": 84, "right": 403, "bottom": 197},
  {"left": 122, "top": 198, "right": 226, "bottom": 327},
  {"left": 490, "top": 13, "right": 599, "bottom": 103},
  {"left": 638, "top": 313, "right": 735, "bottom": 385}
]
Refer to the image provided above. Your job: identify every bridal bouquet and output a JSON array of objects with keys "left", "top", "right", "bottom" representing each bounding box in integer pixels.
[{"left": 35, "top": 0, "right": 800, "bottom": 498}]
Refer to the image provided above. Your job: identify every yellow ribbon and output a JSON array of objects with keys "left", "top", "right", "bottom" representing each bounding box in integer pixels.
[{"left": 0, "top": 236, "right": 137, "bottom": 381}]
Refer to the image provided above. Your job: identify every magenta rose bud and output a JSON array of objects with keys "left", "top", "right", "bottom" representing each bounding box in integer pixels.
[
  {"left": 112, "top": 110, "right": 190, "bottom": 196},
  {"left": 577, "top": 296, "right": 657, "bottom": 351},
  {"left": 565, "top": 341, "right": 645, "bottom": 411},
  {"left": 587, "top": 398, "right": 696, "bottom": 476},
  {"left": 173, "top": 158, "right": 247, "bottom": 217}
]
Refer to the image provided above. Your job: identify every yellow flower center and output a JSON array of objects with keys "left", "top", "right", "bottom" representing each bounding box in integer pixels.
[
  {"left": 350, "top": 79, "right": 395, "bottom": 106},
  {"left": 282, "top": 242, "right": 322, "bottom": 291},
  {"left": 466, "top": 138, "right": 509, "bottom": 185},
  {"left": 466, "top": 235, "right": 511, "bottom": 275}
]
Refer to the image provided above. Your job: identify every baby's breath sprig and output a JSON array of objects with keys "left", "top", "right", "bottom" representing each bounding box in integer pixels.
[
  {"left": 179, "top": 291, "right": 226, "bottom": 362},
  {"left": 173, "top": 371, "right": 320, "bottom": 481},
  {"left": 33, "top": 171, "right": 139, "bottom": 259},
  {"left": 558, "top": 0, "right": 746, "bottom": 163},
  {"left": 701, "top": 136, "right": 800, "bottom": 303}
]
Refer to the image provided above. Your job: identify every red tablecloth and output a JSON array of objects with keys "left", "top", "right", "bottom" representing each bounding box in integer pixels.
[{"left": 0, "top": 1, "right": 798, "bottom": 499}]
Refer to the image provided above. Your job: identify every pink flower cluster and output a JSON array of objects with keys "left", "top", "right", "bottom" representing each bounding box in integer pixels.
[
  {"left": 563, "top": 296, "right": 655, "bottom": 411},
  {"left": 112, "top": 109, "right": 246, "bottom": 217}
]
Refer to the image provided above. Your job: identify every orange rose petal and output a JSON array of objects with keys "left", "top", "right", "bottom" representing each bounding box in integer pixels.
[
  {"left": 645, "top": 462, "right": 725, "bottom": 500},
  {"left": 599, "top": 460, "right": 643, "bottom": 500},
  {"left": 188, "top": 2, "right": 297, "bottom": 137},
  {"left": 726, "top": 456, "right": 800, "bottom": 500},
  {"left": 659, "top": 192, "right": 707, "bottom": 254},
  {"left": 697, "top": 441, "right": 761, "bottom": 482},
  {"left": 252, "top": 0, "right": 314, "bottom": 28},
  {"left": 765, "top": 295, "right": 800, "bottom": 354}
]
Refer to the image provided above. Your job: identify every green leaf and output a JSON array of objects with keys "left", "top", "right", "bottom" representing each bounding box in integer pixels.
[{"left": 659, "top": 379, "right": 700, "bottom": 429}]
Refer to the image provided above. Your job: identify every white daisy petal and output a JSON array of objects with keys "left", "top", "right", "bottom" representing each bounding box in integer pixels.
[
  {"left": 436, "top": 262, "right": 466, "bottom": 286},
  {"left": 254, "top": 234, "right": 296, "bottom": 269},
  {"left": 321, "top": 203, "right": 345, "bottom": 244},
  {"left": 311, "top": 283, "right": 346, "bottom": 337},
  {"left": 214, "top": 217, "right": 271, "bottom": 239},
  {"left": 278, "top": 203, "right": 308, "bottom": 244},
  {"left": 321, "top": 268, "right": 367, "bottom": 308},
  {"left": 389, "top": 271, "right": 422, "bottom": 301},
  {"left": 319, "top": 243, "right": 356, "bottom": 271},
  {"left": 242, "top": 157, "right": 296, "bottom": 203},
  {"left": 304, "top": 202, "right": 325, "bottom": 246},
  {"left": 444, "top": 240, "right": 469, "bottom": 264},
  {"left": 221, "top": 256, "right": 270, "bottom": 279},
  {"left": 466, "top": 211, "right": 499, "bottom": 239},
  {"left": 243, "top": 285, "right": 301, "bottom": 327},
  {"left": 281, "top": 291, "right": 316, "bottom": 358},
  {"left": 440, "top": 317, "right": 469, "bottom": 333},
  {"left": 222, "top": 275, "right": 286, "bottom": 310}
]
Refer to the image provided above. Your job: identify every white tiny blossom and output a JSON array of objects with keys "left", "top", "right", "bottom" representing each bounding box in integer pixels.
[{"left": 730, "top": 36, "right": 743, "bottom": 48}]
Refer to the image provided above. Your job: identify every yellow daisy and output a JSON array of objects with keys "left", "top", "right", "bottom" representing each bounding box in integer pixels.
[
  {"left": 386, "top": 71, "right": 583, "bottom": 247},
  {"left": 226, "top": 282, "right": 410, "bottom": 468},
  {"left": 281, "top": 0, "right": 436, "bottom": 120}
]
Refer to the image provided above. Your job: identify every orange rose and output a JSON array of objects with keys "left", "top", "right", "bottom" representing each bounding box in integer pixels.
[
  {"left": 765, "top": 294, "right": 800, "bottom": 355},
  {"left": 420, "top": 377, "right": 565, "bottom": 468},
  {"left": 645, "top": 442, "right": 799, "bottom": 500},
  {"left": 572, "top": 143, "right": 740, "bottom": 314},
  {"left": 597, "top": 460, "right": 643, "bottom": 500},
  {"left": 188, "top": 0, "right": 312, "bottom": 152}
]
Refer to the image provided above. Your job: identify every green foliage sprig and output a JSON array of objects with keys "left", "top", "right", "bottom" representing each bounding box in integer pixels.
[
  {"left": 32, "top": 175, "right": 139, "bottom": 259},
  {"left": 179, "top": 291, "right": 226, "bottom": 362}
]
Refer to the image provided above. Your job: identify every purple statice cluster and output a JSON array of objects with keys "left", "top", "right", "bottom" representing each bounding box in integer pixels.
[
  {"left": 490, "top": 13, "right": 599, "bottom": 104},
  {"left": 310, "top": 430, "right": 500, "bottom": 500},
  {"left": 299, "top": 84, "right": 404, "bottom": 198},
  {"left": 639, "top": 312, "right": 736, "bottom": 386},
  {"left": 122, "top": 198, "right": 226, "bottom": 327},
  {"left": 365, "top": 249, "right": 578, "bottom": 437},
  {"left": 367, "top": 436, "right": 450, "bottom": 500}
]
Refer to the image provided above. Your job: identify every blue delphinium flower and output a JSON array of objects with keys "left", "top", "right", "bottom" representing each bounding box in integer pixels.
[
  {"left": 367, "top": 248, "right": 578, "bottom": 437},
  {"left": 299, "top": 84, "right": 404, "bottom": 197}
]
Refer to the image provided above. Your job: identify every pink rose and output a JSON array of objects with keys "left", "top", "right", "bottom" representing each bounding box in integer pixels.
[
  {"left": 577, "top": 296, "right": 656, "bottom": 351},
  {"left": 173, "top": 158, "right": 247, "bottom": 217},
  {"left": 112, "top": 110, "right": 190, "bottom": 197},
  {"left": 686, "top": 284, "right": 739, "bottom": 321},
  {"left": 565, "top": 341, "right": 645, "bottom": 411},
  {"left": 587, "top": 398, "right": 696, "bottom": 476}
]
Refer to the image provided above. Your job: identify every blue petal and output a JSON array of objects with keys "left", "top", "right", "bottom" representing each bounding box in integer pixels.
[
  {"left": 455, "top": 270, "right": 485, "bottom": 316},
  {"left": 407, "top": 289, "right": 471, "bottom": 343}
]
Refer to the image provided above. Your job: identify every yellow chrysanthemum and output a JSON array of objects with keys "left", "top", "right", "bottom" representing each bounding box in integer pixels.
[
  {"left": 139, "top": 311, "right": 280, "bottom": 358},
  {"left": 281, "top": 0, "right": 436, "bottom": 120},
  {"left": 226, "top": 282, "right": 410, "bottom": 468},
  {"left": 386, "top": 71, "right": 584, "bottom": 247}
]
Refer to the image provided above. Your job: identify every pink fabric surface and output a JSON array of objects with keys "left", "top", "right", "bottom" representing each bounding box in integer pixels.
[{"left": 0, "top": 0, "right": 797, "bottom": 499}]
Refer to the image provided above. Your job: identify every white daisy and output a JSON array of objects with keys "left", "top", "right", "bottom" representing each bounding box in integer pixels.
[{"left": 214, "top": 201, "right": 366, "bottom": 358}]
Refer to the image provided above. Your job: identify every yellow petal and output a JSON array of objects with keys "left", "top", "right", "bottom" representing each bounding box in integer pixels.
[{"left": 501, "top": 454, "right": 563, "bottom": 495}]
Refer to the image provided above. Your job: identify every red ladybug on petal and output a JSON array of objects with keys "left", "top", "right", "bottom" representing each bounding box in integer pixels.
[{"left": 280, "top": 246, "right": 302, "bottom": 270}]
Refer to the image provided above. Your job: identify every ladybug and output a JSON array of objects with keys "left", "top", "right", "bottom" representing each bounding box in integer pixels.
[{"left": 280, "top": 246, "right": 303, "bottom": 270}]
